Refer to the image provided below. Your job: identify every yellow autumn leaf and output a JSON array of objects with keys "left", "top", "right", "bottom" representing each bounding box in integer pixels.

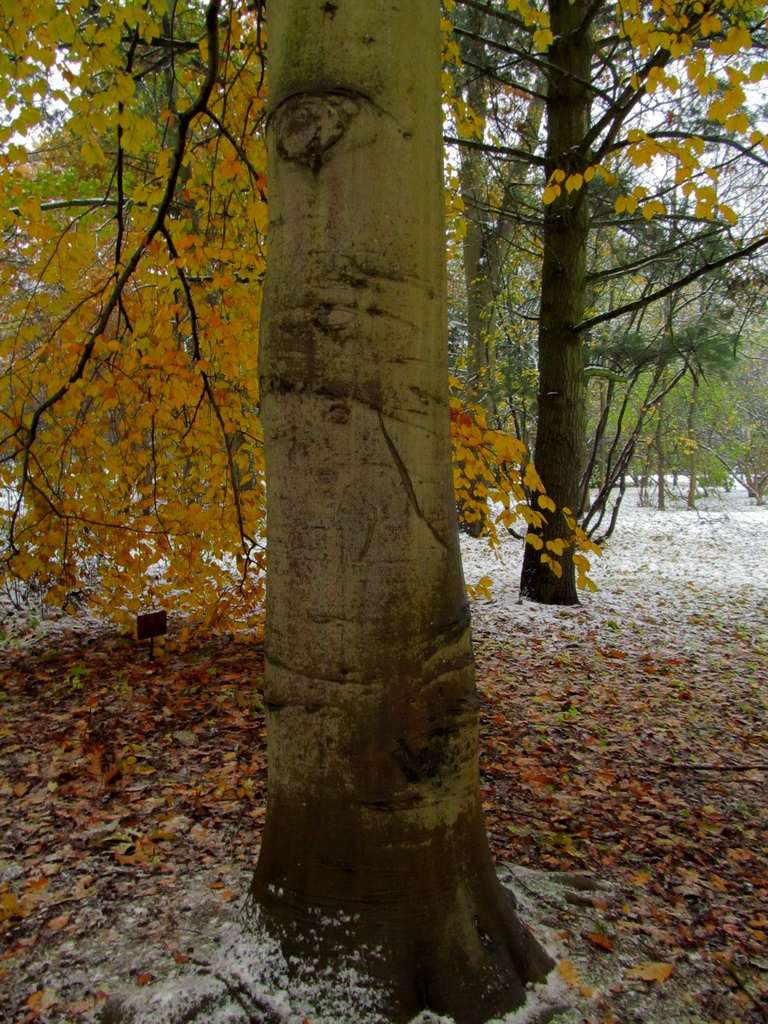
[
  {"left": 80, "top": 140, "right": 105, "bottom": 166},
  {"left": 538, "top": 494, "right": 556, "bottom": 512},
  {"left": 557, "top": 959, "right": 581, "bottom": 987},
  {"left": 114, "top": 72, "right": 136, "bottom": 103},
  {"left": 725, "top": 110, "right": 749, "bottom": 134},
  {"left": 718, "top": 204, "right": 738, "bottom": 225},
  {"left": 577, "top": 576, "right": 598, "bottom": 592},
  {"left": 565, "top": 173, "right": 583, "bottom": 193},
  {"left": 525, "top": 532, "right": 543, "bottom": 550},
  {"left": 626, "top": 962, "right": 673, "bottom": 982},
  {"left": 615, "top": 195, "right": 637, "bottom": 214},
  {"left": 641, "top": 200, "right": 665, "bottom": 221},
  {"left": 594, "top": 164, "right": 615, "bottom": 185},
  {"left": 523, "top": 464, "right": 544, "bottom": 491},
  {"left": 541, "top": 554, "right": 563, "bottom": 577}
]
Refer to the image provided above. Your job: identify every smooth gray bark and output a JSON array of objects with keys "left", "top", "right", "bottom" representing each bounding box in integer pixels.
[{"left": 252, "top": 1, "right": 554, "bottom": 1020}]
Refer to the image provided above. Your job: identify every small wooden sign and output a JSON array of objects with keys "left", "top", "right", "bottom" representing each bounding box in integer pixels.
[{"left": 137, "top": 609, "right": 167, "bottom": 640}]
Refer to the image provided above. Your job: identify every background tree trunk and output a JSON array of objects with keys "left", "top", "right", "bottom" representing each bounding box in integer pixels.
[
  {"left": 460, "top": 68, "right": 496, "bottom": 411},
  {"left": 519, "top": 0, "right": 591, "bottom": 605},
  {"left": 252, "top": 2, "right": 553, "bottom": 1021},
  {"left": 687, "top": 378, "right": 699, "bottom": 509},
  {"left": 656, "top": 398, "right": 666, "bottom": 510}
]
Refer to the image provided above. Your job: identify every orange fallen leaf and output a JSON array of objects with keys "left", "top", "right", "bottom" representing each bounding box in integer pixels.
[
  {"left": 138, "top": 973, "right": 153, "bottom": 985},
  {"left": 27, "top": 990, "right": 44, "bottom": 1010},
  {"left": 626, "top": 962, "right": 673, "bottom": 982},
  {"left": 727, "top": 847, "right": 753, "bottom": 863},
  {"left": 586, "top": 932, "right": 613, "bottom": 951},
  {"left": 47, "top": 912, "right": 71, "bottom": 932},
  {"left": 522, "top": 770, "right": 556, "bottom": 786}
]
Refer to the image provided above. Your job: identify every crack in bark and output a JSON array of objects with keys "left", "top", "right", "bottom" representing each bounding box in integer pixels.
[
  {"left": 376, "top": 411, "right": 449, "bottom": 551},
  {"left": 356, "top": 509, "right": 377, "bottom": 561}
]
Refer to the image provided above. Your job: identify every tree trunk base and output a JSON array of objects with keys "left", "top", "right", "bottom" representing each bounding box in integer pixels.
[
  {"left": 104, "top": 982, "right": 567, "bottom": 1024},
  {"left": 519, "top": 546, "right": 580, "bottom": 606},
  {"left": 247, "top": 879, "right": 554, "bottom": 1024},
  {"left": 101, "top": 872, "right": 566, "bottom": 1024}
]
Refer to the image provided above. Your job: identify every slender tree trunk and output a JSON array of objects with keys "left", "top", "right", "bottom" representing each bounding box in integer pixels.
[
  {"left": 459, "top": 63, "right": 496, "bottom": 412},
  {"left": 596, "top": 381, "right": 608, "bottom": 492},
  {"left": 656, "top": 399, "right": 666, "bottom": 510},
  {"left": 687, "top": 378, "right": 698, "bottom": 508},
  {"left": 252, "top": 2, "right": 553, "bottom": 1021},
  {"left": 461, "top": 138, "right": 497, "bottom": 410},
  {"left": 457, "top": 38, "right": 545, "bottom": 419},
  {"left": 520, "top": 0, "right": 591, "bottom": 605}
]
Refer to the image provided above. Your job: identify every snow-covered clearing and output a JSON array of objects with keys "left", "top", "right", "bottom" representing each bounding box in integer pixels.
[{"left": 1, "top": 485, "right": 766, "bottom": 1024}]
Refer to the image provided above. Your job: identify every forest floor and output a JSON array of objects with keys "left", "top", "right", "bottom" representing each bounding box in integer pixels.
[{"left": 0, "top": 486, "right": 767, "bottom": 1024}]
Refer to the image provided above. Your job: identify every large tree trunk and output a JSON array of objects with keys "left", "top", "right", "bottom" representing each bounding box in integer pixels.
[
  {"left": 519, "top": 0, "right": 592, "bottom": 605},
  {"left": 252, "top": 2, "right": 553, "bottom": 1022}
]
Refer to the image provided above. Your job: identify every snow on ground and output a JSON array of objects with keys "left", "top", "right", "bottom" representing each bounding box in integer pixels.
[{"left": 461, "top": 484, "right": 768, "bottom": 650}]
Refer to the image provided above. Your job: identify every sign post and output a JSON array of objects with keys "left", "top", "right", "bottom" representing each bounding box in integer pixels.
[{"left": 136, "top": 609, "right": 168, "bottom": 660}]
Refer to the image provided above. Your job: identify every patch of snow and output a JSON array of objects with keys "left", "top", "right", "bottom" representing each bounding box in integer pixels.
[
  {"left": 104, "top": 897, "right": 572, "bottom": 1024},
  {"left": 460, "top": 484, "right": 768, "bottom": 632},
  {"left": 105, "top": 904, "right": 389, "bottom": 1024}
]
